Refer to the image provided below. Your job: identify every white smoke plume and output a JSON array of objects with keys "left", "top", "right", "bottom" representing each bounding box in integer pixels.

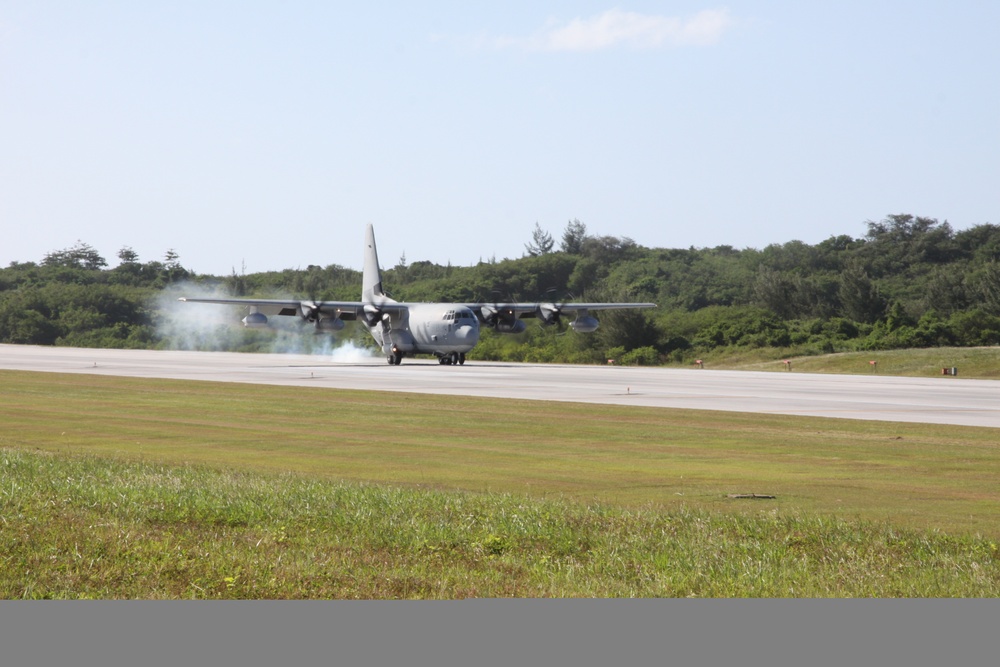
[
  {"left": 328, "top": 340, "right": 380, "bottom": 363},
  {"left": 155, "top": 282, "right": 236, "bottom": 352},
  {"left": 156, "top": 281, "right": 377, "bottom": 360}
]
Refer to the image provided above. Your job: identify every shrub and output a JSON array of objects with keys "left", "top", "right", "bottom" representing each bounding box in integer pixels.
[{"left": 619, "top": 346, "right": 659, "bottom": 366}]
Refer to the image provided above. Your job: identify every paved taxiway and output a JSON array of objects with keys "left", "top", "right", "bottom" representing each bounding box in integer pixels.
[{"left": 2, "top": 344, "right": 999, "bottom": 428}]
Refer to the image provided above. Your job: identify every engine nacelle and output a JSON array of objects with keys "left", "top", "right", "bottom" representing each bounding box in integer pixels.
[
  {"left": 569, "top": 315, "right": 599, "bottom": 333},
  {"left": 242, "top": 312, "right": 269, "bottom": 329},
  {"left": 536, "top": 304, "right": 560, "bottom": 326},
  {"left": 315, "top": 317, "right": 345, "bottom": 332},
  {"left": 495, "top": 319, "right": 527, "bottom": 334}
]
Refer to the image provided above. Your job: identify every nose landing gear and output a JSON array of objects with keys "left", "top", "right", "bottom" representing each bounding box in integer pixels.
[{"left": 437, "top": 352, "right": 465, "bottom": 365}]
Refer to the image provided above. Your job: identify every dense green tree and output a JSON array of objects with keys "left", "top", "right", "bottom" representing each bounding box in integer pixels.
[
  {"left": 921, "top": 266, "right": 970, "bottom": 316},
  {"left": 948, "top": 309, "right": 1000, "bottom": 346},
  {"left": 117, "top": 246, "right": 139, "bottom": 264},
  {"left": 838, "top": 261, "right": 885, "bottom": 323},
  {"left": 955, "top": 224, "right": 1000, "bottom": 262},
  {"left": 560, "top": 219, "right": 588, "bottom": 254},
  {"left": 690, "top": 307, "right": 791, "bottom": 349},
  {"left": 861, "top": 214, "right": 957, "bottom": 277},
  {"left": 580, "top": 235, "right": 639, "bottom": 264},
  {"left": 975, "top": 262, "right": 1000, "bottom": 316},
  {"left": 567, "top": 257, "right": 600, "bottom": 297},
  {"left": 524, "top": 223, "right": 554, "bottom": 256},
  {"left": 751, "top": 266, "right": 796, "bottom": 318},
  {"left": 594, "top": 307, "right": 660, "bottom": 354},
  {"left": 42, "top": 241, "right": 107, "bottom": 270}
]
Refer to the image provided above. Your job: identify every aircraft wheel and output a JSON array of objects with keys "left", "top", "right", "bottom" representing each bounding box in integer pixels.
[
  {"left": 459, "top": 353, "right": 466, "bottom": 365},
  {"left": 387, "top": 355, "right": 395, "bottom": 365},
  {"left": 449, "top": 352, "right": 459, "bottom": 365},
  {"left": 393, "top": 353, "right": 403, "bottom": 365}
]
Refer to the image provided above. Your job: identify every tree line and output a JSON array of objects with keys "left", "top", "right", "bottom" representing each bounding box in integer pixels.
[{"left": 3, "top": 214, "right": 1000, "bottom": 364}]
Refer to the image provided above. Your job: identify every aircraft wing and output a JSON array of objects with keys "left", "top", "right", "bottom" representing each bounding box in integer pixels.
[
  {"left": 178, "top": 297, "right": 367, "bottom": 320},
  {"left": 177, "top": 295, "right": 414, "bottom": 324},
  {"left": 469, "top": 300, "right": 656, "bottom": 333},
  {"left": 531, "top": 302, "right": 656, "bottom": 313},
  {"left": 472, "top": 302, "right": 657, "bottom": 317}
]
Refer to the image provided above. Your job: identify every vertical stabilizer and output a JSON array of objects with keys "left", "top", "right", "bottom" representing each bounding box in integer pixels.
[{"left": 362, "top": 223, "right": 384, "bottom": 302}]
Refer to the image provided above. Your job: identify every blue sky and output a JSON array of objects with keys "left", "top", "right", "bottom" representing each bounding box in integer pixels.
[{"left": 2, "top": 2, "right": 997, "bottom": 275}]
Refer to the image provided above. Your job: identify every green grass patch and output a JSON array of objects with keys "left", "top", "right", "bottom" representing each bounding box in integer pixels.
[
  {"left": 3, "top": 369, "right": 1000, "bottom": 597},
  {"left": 3, "top": 448, "right": 1000, "bottom": 598},
  {"left": 699, "top": 346, "right": 1000, "bottom": 378},
  {"left": 3, "top": 370, "right": 1000, "bottom": 537}
]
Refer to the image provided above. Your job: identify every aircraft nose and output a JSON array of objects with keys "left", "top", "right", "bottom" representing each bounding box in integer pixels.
[{"left": 454, "top": 324, "right": 478, "bottom": 343}]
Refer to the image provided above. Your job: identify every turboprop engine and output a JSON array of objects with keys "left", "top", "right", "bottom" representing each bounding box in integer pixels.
[
  {"left": 495, "top": 319, "right": 526, "bottom": 334},
  {"left": 315, "top": 317, "right": 345, "bottom": 332},
  {"left": 481, "top": 304, "right": 527, "bottom": 334}
]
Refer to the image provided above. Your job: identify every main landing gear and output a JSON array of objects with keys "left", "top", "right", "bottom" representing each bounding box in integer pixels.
[
  {"left": 438, "top": 352, "right": 465, "bottom": 366},
  {"left": 386, "top": 351, "right": 466, "bottom": 366}
]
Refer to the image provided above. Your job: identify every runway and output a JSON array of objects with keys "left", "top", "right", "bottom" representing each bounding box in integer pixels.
[{"left": 2, "top": 344, "right": 999, "bottom": 428}]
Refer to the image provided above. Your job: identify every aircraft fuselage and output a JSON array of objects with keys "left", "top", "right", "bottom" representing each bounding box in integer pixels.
[{"left": 368, "top": 303, "right": 479, "bottom": 364}]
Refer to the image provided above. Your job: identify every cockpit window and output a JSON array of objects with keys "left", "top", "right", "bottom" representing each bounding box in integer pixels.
[{"left": 444, "top": 309, "right": 475, "bottom": 322}]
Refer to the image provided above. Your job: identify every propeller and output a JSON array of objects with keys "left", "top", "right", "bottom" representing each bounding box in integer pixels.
[
  {"left": 480, "top": 290, "right": 525, "bottom": 334},
  {"left": 299, "top": 300, "right": 321, "bottom": 323},
  {"left": 536, "top": 288, "right": 572, "bottom": 334},
  {"left": 362, "top": 303, "right": 385, "bottom": 328},
  {"left": 298, "top": 300, "right": 331, "bottom": 334},
  {"left": 479, "top": 289, "right": 505, "bottom": 327},
  {"left": 299, "top": 283, "right": 344, "bottom": 333}
]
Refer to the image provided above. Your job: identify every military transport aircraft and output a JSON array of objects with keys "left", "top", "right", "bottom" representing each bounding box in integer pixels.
[{"left": 180, "top": 224, "right": 656, "bottom": 365}]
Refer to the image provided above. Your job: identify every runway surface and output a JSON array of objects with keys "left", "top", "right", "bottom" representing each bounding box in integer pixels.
[{"left": 2, "top": 344, "right": 999, "bottom": 428}]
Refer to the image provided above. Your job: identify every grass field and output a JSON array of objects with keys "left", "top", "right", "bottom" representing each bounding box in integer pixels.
[
  {"left": 3, "top": 369, "right": 1000, "bottom": 597},
  {"left": 704, "top": 346, "right": 1000, "bottom": 378}
]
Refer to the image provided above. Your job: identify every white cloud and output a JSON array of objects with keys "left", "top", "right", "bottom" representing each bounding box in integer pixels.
[{"left": 496, "top": 8, "right": 735, "bottom": 52}]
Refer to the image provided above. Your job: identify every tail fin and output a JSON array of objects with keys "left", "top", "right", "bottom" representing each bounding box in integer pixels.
[{"left": 362, "top": 223, "right": 384, "bottom": 302}]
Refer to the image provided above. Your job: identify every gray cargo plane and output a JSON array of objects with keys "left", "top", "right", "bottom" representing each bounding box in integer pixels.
[{"left": 180, "top": 224, "right": 656, "bottom": 365}]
